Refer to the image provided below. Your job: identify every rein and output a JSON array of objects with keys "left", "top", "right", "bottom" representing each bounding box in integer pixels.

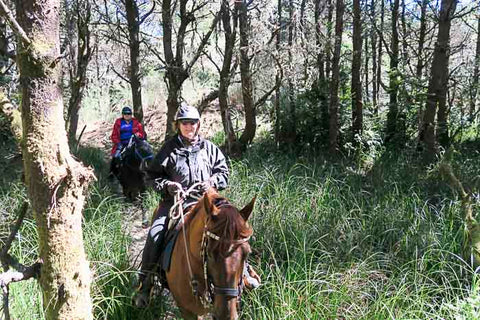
[
  {"left": 200, "top": 221, "right": 250, "bottom": 306},
  {"left": 169, "top": 187, "right": 250, "bottom": 309},
  {"left": 121, "top": 137, "right": 153, "bottom": 171}
]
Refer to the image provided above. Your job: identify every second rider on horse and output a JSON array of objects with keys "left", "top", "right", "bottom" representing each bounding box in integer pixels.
[{"left": 109, "top": 106, "right": 146, "bottom": 178}]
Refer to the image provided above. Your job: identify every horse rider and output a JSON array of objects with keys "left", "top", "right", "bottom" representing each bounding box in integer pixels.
[
  {"left": 135, "top": 103, "right": 260, "bottom": 307},
  {"left": 109, "top": 106, "right": 145, "bottom": 177}
]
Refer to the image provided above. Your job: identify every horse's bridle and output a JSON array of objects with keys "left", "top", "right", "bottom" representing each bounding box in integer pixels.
[
  {"left": 198, "top": 223, "right": 251, "bottom": 307},
  {"left": 122, "top": 137, "right": 153, "bottom": 171},
  {"left": 172, "top": 186, "right": 251, "bottom": 309}
]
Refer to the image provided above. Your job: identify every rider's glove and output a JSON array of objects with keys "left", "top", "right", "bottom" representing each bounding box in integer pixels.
[
  {"left": 166, "top": 181, "right": 182, "bottom": 196},
  {"left": 198, "top": 180, "right": 211, "bottom": 193}
]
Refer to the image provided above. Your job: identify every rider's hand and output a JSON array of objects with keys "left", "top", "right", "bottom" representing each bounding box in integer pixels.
[
  {"left": 166, "top": 181, "right": 182, "bottom": 195},
  {"left": 198, "top": 180, "right": 211, "bottom": 193}
]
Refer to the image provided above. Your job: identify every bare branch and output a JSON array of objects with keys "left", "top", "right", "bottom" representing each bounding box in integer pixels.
[
  {"left": 255, "top": 53, "right": 283, "bottom": 109},
  {"left": 0, "top": 202, "right": 28, "bottom": 261},
  {"left": 203, "top": 49, "right": 221, "bottom": 73},
  {"left": 0, "top": 0, "right": 31, "bottom": 46},
  {"left": 109, "top": 61, "right": 130, "bottom": 83},
  {"left": 0, "top": 261, "right": 42, "bottom": 286},
  {"left": 452, "top": 4, "right": 477, "bottom": 20},
  {"left": 185, "top": 9, "right": 222, "bottom": 73},
  {"left": 196, "top": 89, "right": 219, "bottom": 114},
  {"left": 139, "top": 1, "right": 156, "bottom": 25}
]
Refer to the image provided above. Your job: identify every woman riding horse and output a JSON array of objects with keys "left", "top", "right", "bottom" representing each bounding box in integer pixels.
[
  {"left": 109, "top": 106, "right": 146, "bottom": 178},
  {"left": 166, "top": 190, "right": 256, "bottom": 319},
  {"left": 135, "top": 103, "right": 259, "bottom": 307}
]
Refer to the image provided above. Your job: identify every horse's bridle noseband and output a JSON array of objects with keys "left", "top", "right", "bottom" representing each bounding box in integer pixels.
[
  {"left": 172, "top": 185, "right": 251, "bottom": 310},
  {"left": 200, "top": 228, "right": 251, "bottom": 304}
]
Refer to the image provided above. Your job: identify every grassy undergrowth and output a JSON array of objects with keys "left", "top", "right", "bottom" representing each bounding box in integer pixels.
[{"left": 1, "top": 138, "right": 480, "bottom": 319}]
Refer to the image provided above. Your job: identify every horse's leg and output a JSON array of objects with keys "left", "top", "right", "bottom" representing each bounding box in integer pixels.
[{"left": 179, "top": 307, "right": 199, "bottom": 320}]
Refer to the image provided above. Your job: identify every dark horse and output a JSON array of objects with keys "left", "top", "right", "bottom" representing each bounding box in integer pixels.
[
  {"left": 112, "top": 135, "right": 153, "bottom": 201},
  {"left": 165, "top": 189, "right": 255, "bottom": 320}
]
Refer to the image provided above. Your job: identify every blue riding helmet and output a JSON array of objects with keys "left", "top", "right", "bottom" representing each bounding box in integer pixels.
[
  {"left": 175, "top": 103, "right": 200, "bottom": 121},
  {"left": 122, "top": 106, "right": 133, "bottom": 115}
]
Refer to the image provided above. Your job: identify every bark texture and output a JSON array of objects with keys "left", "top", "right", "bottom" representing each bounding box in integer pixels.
[
  {"left": 14, "top": 0, "right": 94, "bottom": 319},
  {"left": 218, "top": 0, "right": 238, "bottom": 155},
  {"left": 328, "top": 0, "right": 344, "bottom": 153},
  {"left": 420, "top": 0, "right": 457, "bottom": 154},
  {"left": 238, "top": 0, "right": 256, "bottom": 147},
  {"left": 351, "top": 0, "right": 363, "bottom": 142},
  {"left": 66, "top": 0, "right": 92, "bottom": 144},
  {"left": 125, "top": 0, "right": 144, "bottom": 123},
  {"left": 385, "top": 0, "right": 400, "bottom": 145}
]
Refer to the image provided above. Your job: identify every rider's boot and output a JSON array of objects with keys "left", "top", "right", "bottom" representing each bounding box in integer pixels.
[
  {"left": 134, "top": 272, "right": 152, "bottom": 308},
  {"left": 243, "top": 263, "right": 261, "bottom": 290}
]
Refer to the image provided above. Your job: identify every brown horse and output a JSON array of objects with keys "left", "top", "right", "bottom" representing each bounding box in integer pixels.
[{"left": 166, "top": 189, "right": 255, "bottom": 320}]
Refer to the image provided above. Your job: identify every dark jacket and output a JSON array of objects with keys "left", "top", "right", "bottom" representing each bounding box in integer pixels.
[{"left": 146, "top": 134, "right": 229, "bottom": 204}]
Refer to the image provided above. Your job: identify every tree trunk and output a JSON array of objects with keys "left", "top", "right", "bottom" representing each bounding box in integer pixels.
[
  {"left": 162, "top": 0, "right": 187, "bottom": 137},
  {"left": 351, "top": 0, "right": 363, "bottom": 143},
  {"left": 420, "top": 0, "right": 457, "bottom": 154},
  {"left": 364, "top": 28, "right": 369, "bottom": 104},
  {"left": 14, "top": 0, "right": 94, "bottom": 319},
  {"left": 371, "top": 0, "right": 378, "bottom": 112},
  {"left": 162, "top": 0, "right": 220, "bottom": 138},
  {"left": 385, "top": 0, "right": 399, "bottom": 145},
  {"left": 415, "top": 0, "right": 428, "bottom": 137},
  {"left": 67, "top": 0, "right": 92, "bottom": 144},
  {"left": 470, "top": 10, "right": 480, "bottom": 119},
  {"left": 315, "top": 0, "right": 329, "bottom": 140},
  {"left": 0, "top": 15, "right": 9, "bottom": 73},
  {"left": 238, "top": 0, "right": 256, "bottom": 147},
  {"left": 326, "top": 0, "right": 334, "bottom": 80},
  {"left": 376, "top": 0, "right": 384, "bottom": 114},
  {"left": 400, "top": 0, "right": 408, "bottom": 66},
  {"left": 274, "top": 0, "right": 282, "bottom": 145},
  {"left": 328, "top": 0, "right": 344, "bottom": 154},
  {"left": 286, "top": 0, "right": 296, "bottom": 142},
  {"left": 125, "top": 0, "right": 143, "bottom": 123},
  {"left": 218, "top": 0, "right": 238, "bottom": 155}
]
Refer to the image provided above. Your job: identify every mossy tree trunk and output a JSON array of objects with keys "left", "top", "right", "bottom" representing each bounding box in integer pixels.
[{"left": 13, "top": 0, "right": 94, "bottom": 319}]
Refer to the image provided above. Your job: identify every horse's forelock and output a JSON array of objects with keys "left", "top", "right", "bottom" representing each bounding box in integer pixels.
[
  {"left": 208, "top": 202, "right": 253, "bottom": 256},
  {"left": 185, "top": 192, "right": 253, "bottom": 243}
]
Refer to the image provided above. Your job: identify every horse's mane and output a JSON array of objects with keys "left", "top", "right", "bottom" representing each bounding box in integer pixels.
[{"left": 185, "top": 191, "right": 253, "bottom": 255}]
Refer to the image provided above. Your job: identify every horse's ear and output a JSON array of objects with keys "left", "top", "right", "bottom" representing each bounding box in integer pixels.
[
  {"left": 239, "top": 196, "right": 256, "bottom": 221},
  {"left": 203, "top": 191, "right": 218, "bottom": 216}
]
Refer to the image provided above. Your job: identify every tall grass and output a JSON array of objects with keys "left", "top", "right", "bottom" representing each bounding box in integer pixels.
[{"left": 2, "top": 138, "right": 480, "bottom": 319}]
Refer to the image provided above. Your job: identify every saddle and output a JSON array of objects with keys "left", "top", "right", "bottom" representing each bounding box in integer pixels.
[
  {"left": 157, "top": 211, "right": 188, "bottom": 289},
  {"left": 160, "top": 221, "right": 181, "bottom": 272}
]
